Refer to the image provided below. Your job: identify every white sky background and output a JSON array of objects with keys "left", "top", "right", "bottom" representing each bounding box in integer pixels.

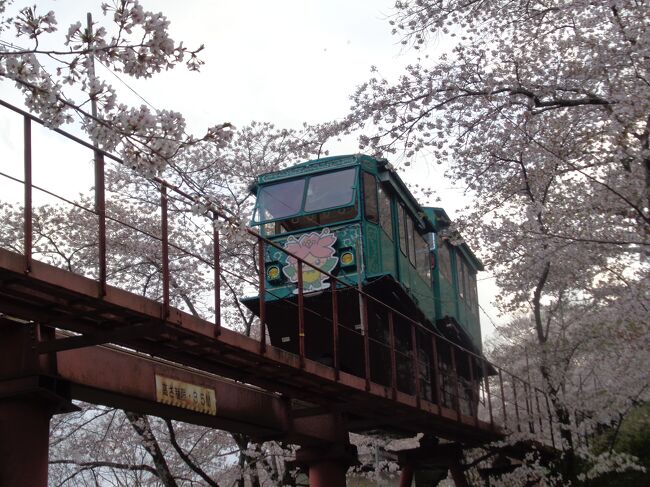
[{"left": 0, "top": 0, "right": 505, "bottom": 338}]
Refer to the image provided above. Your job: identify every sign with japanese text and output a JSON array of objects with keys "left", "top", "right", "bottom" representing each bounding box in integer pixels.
[{"left": 155, "top": 375, "right": 217, "bottom": 415}]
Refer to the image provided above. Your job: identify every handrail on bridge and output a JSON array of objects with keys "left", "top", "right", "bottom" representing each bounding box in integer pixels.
[{"left": 0, "top": 98, "right": 563, "bottom": 448}]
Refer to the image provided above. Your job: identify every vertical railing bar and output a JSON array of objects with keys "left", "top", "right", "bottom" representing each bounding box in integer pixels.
[
  {"left": 361, "top": 295, "right": 371, "bottom": 391},
  {"left": 257, "top": 240, "right": 266, "bottom": 353},
  {"left": 213, "top": 219, "right": 221, "bottom": 337},
  {"left": 482, "top": 359, "right": 494, "bottom": 428},
  {"left": 524, "top": 382, "right": 535, "bottom": 433},
  {"left": 160, "top": 184, "right": 170, "bottom": 319},
  {"left": 535, "top": 388, "right": 544, "bottom": 433},
  {"left": 95, "top": 151, "right": 106, "bottom": 297},
  {"left": 574, "top": 410, "right": 582, "bottom": 448},
  {"left": 297, "top": 261, "right": 305, "bottom": 369},
  {"left": 467, "top": 353, "right": 478, "bottom": 426},
  {"left": 411, "top": 325, "right": 420, "bottom": 408},
  {"left": 388, "top": 311, "right": 397, "bottom": 400},
  {"left": 431, "top": 334, "right": 442, "bottom": 415},
  {"left": 546, "top": 394, "right": 556, "bottom": 449},
  {"left": 23, "top": 116, "right": 32, "bottom": 273},
  {"left": 512, "top": 376, "right": 521, "bottom": 432},
  {"left": 331, "top": 283, "right": 339, "bottom": 380},
  {"left": 498, "top": 368, "right": 507, "bottom": 426},
  {"left": 450, "top": 345, "right": 461, "bottom": 421}
]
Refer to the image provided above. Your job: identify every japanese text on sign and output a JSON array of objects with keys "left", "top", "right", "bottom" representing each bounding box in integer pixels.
[{"left": 155, "top": 375, "right": 217, "bottom": 415}]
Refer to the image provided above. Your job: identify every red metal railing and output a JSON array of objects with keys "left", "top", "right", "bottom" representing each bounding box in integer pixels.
[{"left": 0, "top": 98, "right": 567, "bottom": 448}]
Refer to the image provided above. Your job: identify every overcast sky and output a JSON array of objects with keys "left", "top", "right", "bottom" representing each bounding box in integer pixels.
[{"left": 0, "top": 0, "right": 505, "bottom": 336}]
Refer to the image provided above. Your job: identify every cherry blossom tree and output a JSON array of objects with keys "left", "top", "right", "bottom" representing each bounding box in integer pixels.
[
  {"left": 0, "top": 0, "right": 233, "bottom": 175},
  {"left": 340, "top": 0, "right": 650, "bottom": 483}
]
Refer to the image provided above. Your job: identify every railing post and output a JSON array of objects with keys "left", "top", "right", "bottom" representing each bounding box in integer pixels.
[
  {"left": 467, "top": 353, "right": 478, "bottom": 425},
  {"left": 160, "top": 184, "right": 169, "bottom": 319},
  {"left": 431, "top": 334, "right": 442, "bottom": 415},
  {"left": 534, "top": 388, "right": 544, "bottom": 433},
  {"left": 94, "top": 150, "right": 106, "bottom": 297},
  {"left": 481, "top": 359, "right": 494, "bottom": 429},
  {"left": 331, "top": 282, "right": 339, "bottom": 380},
  {"left": 258, "top": 241, "right": 266, "bottom": 353},
  {"left": 512, "top": 377, "right": 521, "bottom": 432},
  {"left": 534, "top": 387, "right": 544, "bottom": 433},
  {"left": 23, "top": 116, "right": 32, "bottom": 273},
  {"left": 546, "top": 394, "right": 556, "bottom": 449},
  {"left": 498, "top": 368, "right": 507, "bottom": 426},
  {"left": 450, "top": 345, "right": 461, "bottom": 420},
  {"left": 524, "top": 382, "right": 535, "bottom": 433},
  {"left": 297, "top": 261, "right": 305, "bottom": 369},
  {"left": 388, "top": 311, "right": 397, "bottom": 400},
  {"left": 410, "top": 325, "right": 420, "bottom": 408},
  {"left": 213, "top": 219, "right": 221, "bottom": 337},
  {"left": 361, "top": 295, "right": 371, "bottom": 391}
]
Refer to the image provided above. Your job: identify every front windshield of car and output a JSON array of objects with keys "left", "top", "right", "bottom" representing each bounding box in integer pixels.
[
  {"left": 254, "top": 167, "right": 357, "bottom": 224},
  {"left": 255, "top": 179, "right": 306, "bottom": 221},
  {"left": 304, "top": 168, "right": 356, "bottom": 212}
]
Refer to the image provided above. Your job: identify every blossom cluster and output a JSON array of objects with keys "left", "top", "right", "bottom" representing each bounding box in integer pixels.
[{"left": 0, "top": 0, "right": 217, "bottom": 173}]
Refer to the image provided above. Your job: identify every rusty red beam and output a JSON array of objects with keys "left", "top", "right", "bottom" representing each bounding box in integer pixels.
[
  {"left": 36, "top": 323, "right": 159, "bottom": 354},
  {"left": 53, "top": 341, "right": 344, "bottom": 445}
]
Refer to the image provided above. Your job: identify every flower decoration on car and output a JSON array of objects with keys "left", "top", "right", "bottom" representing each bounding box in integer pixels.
[{"left": 282, "top": 229, "right": 339, "bottom": 294}]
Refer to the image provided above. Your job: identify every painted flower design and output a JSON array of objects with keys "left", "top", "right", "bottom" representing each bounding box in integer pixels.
[{"left": 282, "top": 229, "right": 338, "bottom": 293}]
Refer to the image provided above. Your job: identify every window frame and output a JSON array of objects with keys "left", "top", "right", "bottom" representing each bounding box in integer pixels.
[
  {"left": 406, "top": 215, "right": 416, "bottom": 266},
  {"left": 377, "top": 183, "right": 393, "bottom": 240},
  {"left": 362, "top": 171, "right": 379, "bottom": 224},
  {"left": 253, "top": 167, "right": 359, "bottom": 225},
  {"left": 468, "top": 269, "right": 478, "bottom": 314},
  {"left": 398, "top": 204, "right": 408, "bottom": 257},
  {"left": 438, "top": 238, "right": 452, "bottom": 284},
  {"left": 415, "top": 232, "right": 431, "bottom": 285}
]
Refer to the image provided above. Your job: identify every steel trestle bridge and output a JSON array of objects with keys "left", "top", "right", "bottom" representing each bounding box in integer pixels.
[{"left": 0, "top": 99, "right": 558, "bottom": 486}]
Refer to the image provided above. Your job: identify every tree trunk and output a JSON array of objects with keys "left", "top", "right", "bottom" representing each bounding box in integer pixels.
[{"left": 125, "top": 412, "right": 178, "bottom": 487}]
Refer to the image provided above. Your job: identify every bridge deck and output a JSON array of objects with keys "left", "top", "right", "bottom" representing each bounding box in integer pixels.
[{"left": 0, "top": 246, "right": 500, "bottom": 444}]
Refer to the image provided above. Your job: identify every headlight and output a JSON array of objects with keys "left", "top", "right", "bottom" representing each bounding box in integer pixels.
[
  {"left": 339, "top": 248, "right": 355, "bottom": 268},
  {"left": 266, "top": 263, "right": 283, "bottom": 283}
]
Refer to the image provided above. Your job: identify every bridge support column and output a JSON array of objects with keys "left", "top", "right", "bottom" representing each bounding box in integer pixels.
[
  {"left": 295, "top": 443, "right": 357, "bottom": 487},
  {"left": 398, "top": 463, "right": 414, "bottom": 487},
  {"left": 0, "top": 321, "right": 74, "bottom": 487},
  {"left": 0, "top": 396, "right": 57, "bottom": 487},
  {"left": 396, "top": 438, "right": 470, "bottom": 487}
]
